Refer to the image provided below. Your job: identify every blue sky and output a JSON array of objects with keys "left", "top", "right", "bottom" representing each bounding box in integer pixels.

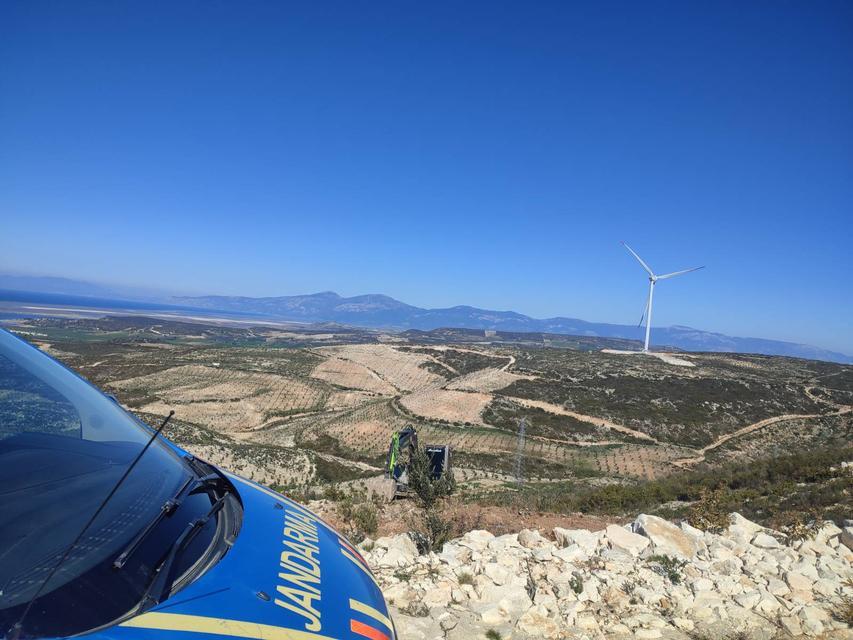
[{"left": 1, "top": 2, "right": 851, "bottom": 353}]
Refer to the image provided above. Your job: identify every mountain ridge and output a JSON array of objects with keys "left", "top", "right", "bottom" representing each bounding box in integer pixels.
[
  {"left": 169, "top": 290, "right": 852, "bottom": 364},
  {"left": 1, "top": 275, "right": 849, "bottom": 363}
]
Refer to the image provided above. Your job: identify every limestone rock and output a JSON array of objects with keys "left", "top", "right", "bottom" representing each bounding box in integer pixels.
[
  {"left": 458, "top": 529, "right": 494, "bottom": 552},
  {"left": 369, "top": 512, "right": 845, "bottom": 640},
  {"left": 375, "top": 534, "right": 419, "bottom": 567},
  {"left": 605, "top": 524, "right": 650, "bottom": 557},
  {"left": 516, "top": 604, "right": 562, "bottom": 639},
  {"left": 728, "top": 513, "right": 763, "bottom": 540},
  {"left": 785, "top": 570, "right": 814, "bottom": 592},
  {"left": 552, "top": 543, "right": 587, "bottom": 563},
  {"left": 553, "top": 527, "right": 601, "bottom": 554},
  {"left": 751, "top": 532, "right": 782, "bottom": 549},
  {"left": 633, "top": 514, "right": 703, "bottom": 560},
  {"left": 517, "top": 528, "right": 548, "bottom": 549}
]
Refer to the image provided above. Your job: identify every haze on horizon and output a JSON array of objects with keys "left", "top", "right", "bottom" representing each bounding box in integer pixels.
[{"left": 1, "top": 2, "right": 851, "bottom": 353}]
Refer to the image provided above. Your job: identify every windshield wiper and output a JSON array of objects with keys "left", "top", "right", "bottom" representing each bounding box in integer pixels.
[
  {"left": 113, "top": 472, "right": 227, "bottom": 570},
  {"left": 139, "top": 492, "right": 230, "bottom": 608}
]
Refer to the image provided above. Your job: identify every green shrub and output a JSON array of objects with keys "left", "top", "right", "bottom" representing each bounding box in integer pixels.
[
  {"left": 457, "top": 571, "right": 475, "bottom": 586},
  {"left": 687, "top": 488, "right": 729, "bottom": 533},
  {"left": 336, "top": 486, "right": 380, "bottom": 543},
  {"left": 407, "top": 445, "right": 456, "bottom": 509},
  {"left": 569, "top": 573, "right": 583, "bottom": 594},
  {"left": 647, "top": 554, "right": 687, "bottom": 584},
  {"left": 476, "top": 446, "right": 853, "bottom": 529}
]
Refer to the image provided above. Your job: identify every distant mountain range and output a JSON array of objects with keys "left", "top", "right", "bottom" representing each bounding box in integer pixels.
[
  {"left": 169, "top": 291, "right": 852, "bottom": 364},
  {"left": 1, "top": 275, "right": 850, "bottom": 364}
]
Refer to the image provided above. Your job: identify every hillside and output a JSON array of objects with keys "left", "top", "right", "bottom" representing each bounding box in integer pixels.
[{"left": 8, "top": 316, "right": 851, "bottom": 493}]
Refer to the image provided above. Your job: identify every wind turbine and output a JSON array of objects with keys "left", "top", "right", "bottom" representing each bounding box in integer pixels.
[{"left": 622, "top": 242, "right": 704, "bottom": 353}]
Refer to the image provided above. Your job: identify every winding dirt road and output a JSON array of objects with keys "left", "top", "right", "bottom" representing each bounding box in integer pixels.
[
  {"left": 673, "top": 385, "right": 852, "bottom": 469},
  {"left": 505, "top": 397, "right": 661, "bottom": 444}
]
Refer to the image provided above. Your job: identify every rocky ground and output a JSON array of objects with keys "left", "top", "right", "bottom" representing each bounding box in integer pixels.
[{"left": 361, "top": 513, "right": 853, "bottom": 639}]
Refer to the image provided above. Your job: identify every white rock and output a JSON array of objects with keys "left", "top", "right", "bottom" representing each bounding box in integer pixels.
[
  {"left": 608, "top": 623, "right": 631, "bottom": 634},
  {"left": 578, "top": 581, "right": 600, "bottom": 604},
  {"left": 459, "top": 529, "right": 494, "bottom": 552},
  {"left": 729, "top": 513, "right": 764, "bottom": 538},
  {"left": 438, "top": 615, "right": 457, "bottom": 632},
  {"left": 484, "top": 563, "right": 513, "bottom": 586},
  {"left": 575, "top": 611, "right": 599, "bottom": 630},
  {"left": 710, "top": 557, "right": 743, "bottom": 576},
  {"left": 814, "top": 521, "right": 842, "bottom": 545},
  {"left": 552, "top": 544, "right": 587, "bottom": 563},
  {"left": 439, "top": 542, "right": 472, "bottom": 567},
  {"left": 779, "top": 615, "right": 802, "bottom": 636},
  {"left": 478, "top": 583, "right": 532, "bottom": 619},
  {"left": 533, "top": 547, "right": 553, "bottom": 562},
  {"left": 691, "top": 578, "right": 714, "bottom": 593},
  {"left": 378, "top": 548, "right": 412, "bottom": 568},
  {"left": 709, "top": 542, "right": 736, "bottom": 561},
  {"left": 785, "top": 570, "right": 814, "bottom": 592},
  {"left": 766, "top": 576, "right": 790, "bottom": 597},
  {"left": 391, "top": 611, "right": 445, "bottom": 640},
  {"left": 605, "top": 525, "right": 650, "bottom": 557},
  {"left": 714, "top": 575, "right": 743, "bottom": 596},
  {"left": 553, "top": 527, "right": 601, "bottom": 554},
  {"left": 734, "top": 590, "right": 761, "bottom": 609},
  {"left": 422, "top": 584, "right": 452, "bottom": 608},
  {"left": 518, "top": 528, "right": 548, "bottom": 549},
  {"left": 672, "top": 617, "right": 694, "bottom": 631},
  {"left": 480, "top": 606, "right": 506, "bottom": 625},
  {"left": 802, "top": 620, "right": 824, "bottom": 636},
  {"left": 751, "top": 532, "right": 781, "bottom": 549},
  {"left": 754, "top": 592, "right": 781, "bottom": 614},
  {"left": 516, "top": 604, "right": 561, "bottom": 639},
  {"left": 384, "top": 582, "right": 416, "bottom": 608},
  {"left": 799, "top": 607, "right": 827, "bottom": 637},
  {"left": 799, "top": 606, "right": 828, "bottom": 624},
  {"left": 633, "top": 514, "right": 703, "bottom": 560},
  {"left": 813, "top": 577, "right": 839, "bottom": 597},
  {"left": 487, "top": 533, "right": 520, "bottom": 553},
  {"left": 370, "top": 515, "right": 849, "bottom": 640}
]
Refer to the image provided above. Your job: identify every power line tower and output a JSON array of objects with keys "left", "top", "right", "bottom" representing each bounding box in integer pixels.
[{"left": 515, "top": 417, "right": 527, "bottom": 486}]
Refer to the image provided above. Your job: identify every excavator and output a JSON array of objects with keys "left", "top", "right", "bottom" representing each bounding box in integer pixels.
[{"left": 385, "top": 425, "right": 451, "bottom": 499}]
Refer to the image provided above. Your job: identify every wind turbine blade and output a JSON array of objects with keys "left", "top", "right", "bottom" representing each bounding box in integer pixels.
[
  {"left": 656, "top": 265, "right": 705, "bottom": 280},
  {"left": 621, "top": 242, "right": 655, "bottom": 277},
  {"left": 638, "top": 296, "right": 649, "bottom": 328}
]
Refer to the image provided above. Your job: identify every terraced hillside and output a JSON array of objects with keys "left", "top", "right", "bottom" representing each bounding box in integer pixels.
[{"left": 6, "top": 317, "right": 852, "bottom": 498}]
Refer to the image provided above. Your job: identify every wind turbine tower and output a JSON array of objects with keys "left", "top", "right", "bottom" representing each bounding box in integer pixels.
[{"left": 622, "top": 242, "right": 704, "bottom": 353}]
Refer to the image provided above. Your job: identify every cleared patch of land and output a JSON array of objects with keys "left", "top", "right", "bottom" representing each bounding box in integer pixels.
[{"left": 400, "top": 388, "right": 492, "bottom": 424}]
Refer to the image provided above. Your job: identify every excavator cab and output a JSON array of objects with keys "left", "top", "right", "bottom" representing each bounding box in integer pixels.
[{"left": 385, "top": 426, "right": 451, "bottom": 498}]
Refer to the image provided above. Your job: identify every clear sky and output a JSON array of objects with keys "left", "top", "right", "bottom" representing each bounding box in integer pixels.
[{"left": 1, "top": 2, "right": 851, "bottom": 353}]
